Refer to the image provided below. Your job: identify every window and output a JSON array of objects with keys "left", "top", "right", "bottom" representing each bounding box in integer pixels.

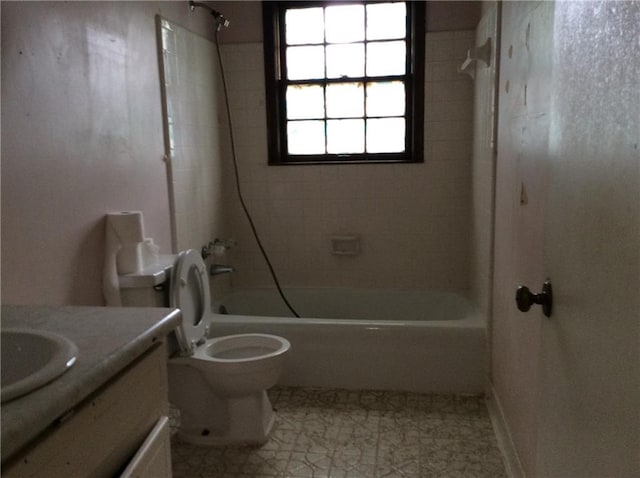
[{"left": 263, "top": 1, "right": 425, "bottom": 165}]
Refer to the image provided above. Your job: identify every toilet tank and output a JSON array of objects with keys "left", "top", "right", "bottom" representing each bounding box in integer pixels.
[{"left": 119, "top": 255, "right": 177, "bottom": 307}]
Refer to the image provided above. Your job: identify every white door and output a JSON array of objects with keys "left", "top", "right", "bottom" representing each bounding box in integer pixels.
[{"left": 535, "top": 2, "right": 640, "bottom": 476}]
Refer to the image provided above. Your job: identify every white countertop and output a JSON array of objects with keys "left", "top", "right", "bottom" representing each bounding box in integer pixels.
[{"left": 1, "top": 305, "right": 181, "bottom": 462}]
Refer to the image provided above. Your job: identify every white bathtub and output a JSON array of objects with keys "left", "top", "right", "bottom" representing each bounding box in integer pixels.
[{"left": 209, "top": 289, "right": 486, "bottom": 394}]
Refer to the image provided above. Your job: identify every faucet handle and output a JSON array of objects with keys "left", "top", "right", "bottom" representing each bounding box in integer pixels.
[
  {"left": 202, "top": 239, "right": 237, "bottom": 259},
  {"left": 213, "top": 238, "right": 237, "bottom": 250},
  {"left": 201, "top": 242, "right": 214, "bottom": 260}
]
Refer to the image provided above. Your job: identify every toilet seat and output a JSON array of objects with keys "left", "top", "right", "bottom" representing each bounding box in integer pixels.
[
  {"left": 170, "top": 249, "right": 211, "bottom": 352},
  {"left": 170, "top": 250, "right": 290, "bottom": 363},
  {"left": 192, "top": 333, "right": 290, "bottom": 363}
]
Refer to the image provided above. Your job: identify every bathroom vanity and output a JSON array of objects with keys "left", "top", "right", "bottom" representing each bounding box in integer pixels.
[{"left": 1, "top": 305, "right": 181, "bottom": 477}]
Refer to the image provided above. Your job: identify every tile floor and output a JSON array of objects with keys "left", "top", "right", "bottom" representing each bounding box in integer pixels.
[{"left": 171, "top": 387, "right": 507, "bottom": 478}]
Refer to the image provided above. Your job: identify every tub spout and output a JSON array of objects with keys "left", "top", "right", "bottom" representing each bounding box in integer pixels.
[{"left": 211, "top": 264, "right": 235, "bottom": 276}]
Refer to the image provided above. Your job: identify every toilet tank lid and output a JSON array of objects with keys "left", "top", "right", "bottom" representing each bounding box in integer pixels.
[{"left": 118, "top": 254, "right": 177, "bottom": 289}]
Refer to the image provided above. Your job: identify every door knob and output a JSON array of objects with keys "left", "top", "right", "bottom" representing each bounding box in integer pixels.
[{"left": 515, "top": 280, "right": 553, "bottom": 317}]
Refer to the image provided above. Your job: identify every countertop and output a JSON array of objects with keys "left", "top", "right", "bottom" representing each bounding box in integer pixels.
[{"left": 1, "top": 305, "right": 182, "bottom": 462}]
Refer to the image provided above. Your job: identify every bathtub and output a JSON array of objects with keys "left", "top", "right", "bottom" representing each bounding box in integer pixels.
[{"left": 209, "top": 289, "right": 486, "bottom": 394}]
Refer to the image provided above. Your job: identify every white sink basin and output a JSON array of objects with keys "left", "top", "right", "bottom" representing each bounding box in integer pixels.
[{"left": 1, "top": 329, "right": 78, "bottom": 403}]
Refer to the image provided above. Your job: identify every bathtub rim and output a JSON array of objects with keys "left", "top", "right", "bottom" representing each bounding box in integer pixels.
[{"left": 210, "top": 311, "right": 486, "bottom": 330}]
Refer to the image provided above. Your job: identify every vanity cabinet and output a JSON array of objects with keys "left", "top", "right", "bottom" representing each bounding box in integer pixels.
[{"left": 2, "top": 343, "right": 172, "bottom": 478}]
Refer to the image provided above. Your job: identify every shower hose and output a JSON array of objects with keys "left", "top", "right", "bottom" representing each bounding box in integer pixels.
[{"left": 213, "top": 29, "right": 301, "bottom": 319}]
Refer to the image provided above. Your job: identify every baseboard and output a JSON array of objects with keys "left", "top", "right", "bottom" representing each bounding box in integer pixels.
[{"left": 486, "top": 384, "right": 526, "bottom": 478}]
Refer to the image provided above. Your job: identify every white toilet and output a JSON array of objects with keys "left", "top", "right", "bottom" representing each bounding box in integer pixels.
[{"left": 120, "top": 249, "right": 290, "bottom": 446}]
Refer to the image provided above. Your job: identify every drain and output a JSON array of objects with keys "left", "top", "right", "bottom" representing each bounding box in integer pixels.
[{"left": 201, "top": 429, "right": 210, "bottom": 436}]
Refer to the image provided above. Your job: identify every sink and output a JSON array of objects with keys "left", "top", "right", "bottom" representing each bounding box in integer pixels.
[{"left": 1, "top": 329, "right": 78, "bottom": 403}]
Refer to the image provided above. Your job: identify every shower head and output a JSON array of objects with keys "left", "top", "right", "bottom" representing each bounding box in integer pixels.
[{"left": 189, "top": 1, "right": 230, "bottom": 30}]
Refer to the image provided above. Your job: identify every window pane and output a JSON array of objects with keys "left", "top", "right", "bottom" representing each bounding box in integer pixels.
[
  {"left": 327, "top": 119, "right": 365, "bottom": 154},
  {"left": 366, "top": 41, "right": 406, "bottom": 76},
  {"left": 367, "top": 81, "right": 405, "bottom": 116},
  {"left": 288, "top": 121, "right": 325, "bottom": 154},
  {"left": 326, "top": 44, "right": 365, "bottom": 79},
  {"left": 367, "top": 118, "right": 405, "bottom": 153},
  {"left": 287, "top": 85, "right": 324, "bottom": 120},
  {"left": 287, "top": 46, "right": 325, "bottom": 80},
  {"left": 366, "top": 3, "right": 406, "bottom": 40},
  {"left": 326, "top": 83, "right": 364, "bottom": 118},
  {"left": 325, "top": 5, "right": 365, "bottom": 43},
  {"left": 285, "top": 8, "right": 324, "bottom": 45}
]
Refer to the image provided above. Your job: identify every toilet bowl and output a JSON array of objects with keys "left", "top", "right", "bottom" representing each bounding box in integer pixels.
[
  {"left": 192, "top": 333, "right": 289, "bottom": 396},
  {"left": 128, "top": 248, "right": 290, "bottom": 446}
]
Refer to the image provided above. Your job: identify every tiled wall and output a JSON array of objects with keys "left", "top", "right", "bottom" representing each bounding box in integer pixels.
[
  {"left": 160, "top": 18, "right": 232, "bottom": 253},
  {"left": 220, "top": 31, "right": 475, "bottom": 292}
]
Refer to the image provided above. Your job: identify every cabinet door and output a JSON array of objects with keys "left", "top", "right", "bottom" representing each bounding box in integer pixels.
[{"left": 120, "top": 416, "right": 172, "bottom": 478}]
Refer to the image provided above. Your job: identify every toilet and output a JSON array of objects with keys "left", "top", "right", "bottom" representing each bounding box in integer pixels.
[{"left": 120, "top": 249, "right": 290, "bottom": 446}]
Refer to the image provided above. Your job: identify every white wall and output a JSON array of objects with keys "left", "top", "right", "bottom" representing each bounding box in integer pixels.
[
  {"left": 491, "top": 2, "right": 554, "bottom": 474},
  {"left": 1, "top": 2, "right": 217, "bottom": 305}
]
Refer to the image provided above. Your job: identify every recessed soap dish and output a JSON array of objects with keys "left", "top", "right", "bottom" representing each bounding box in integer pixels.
[{"left": 330, "top": 235, "right": 361, "bottom": 256}]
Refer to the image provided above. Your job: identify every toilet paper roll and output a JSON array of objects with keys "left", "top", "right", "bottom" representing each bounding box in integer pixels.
[
  {"left": 117, "top": 243, "right": 143, "bottom": 274},
  {"left": 106, "top": 211, "right": 145, "bottom": 244},
  {"left": 103, "top": 211, "right": 147, "bottom": 305}
]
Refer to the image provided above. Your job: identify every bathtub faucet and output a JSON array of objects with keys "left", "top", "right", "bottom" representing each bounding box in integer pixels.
[{"left": 210, "top": 264, "right": 235, "bottom": 276}]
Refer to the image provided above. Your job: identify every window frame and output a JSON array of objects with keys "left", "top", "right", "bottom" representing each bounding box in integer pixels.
[{"left": 263, "top": 0, "right": 425, "bottom": 165}]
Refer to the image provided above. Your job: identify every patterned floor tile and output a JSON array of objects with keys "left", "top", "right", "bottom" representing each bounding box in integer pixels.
[{"left": 171, "top": 387, "right": 507, "bottom": 478}]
